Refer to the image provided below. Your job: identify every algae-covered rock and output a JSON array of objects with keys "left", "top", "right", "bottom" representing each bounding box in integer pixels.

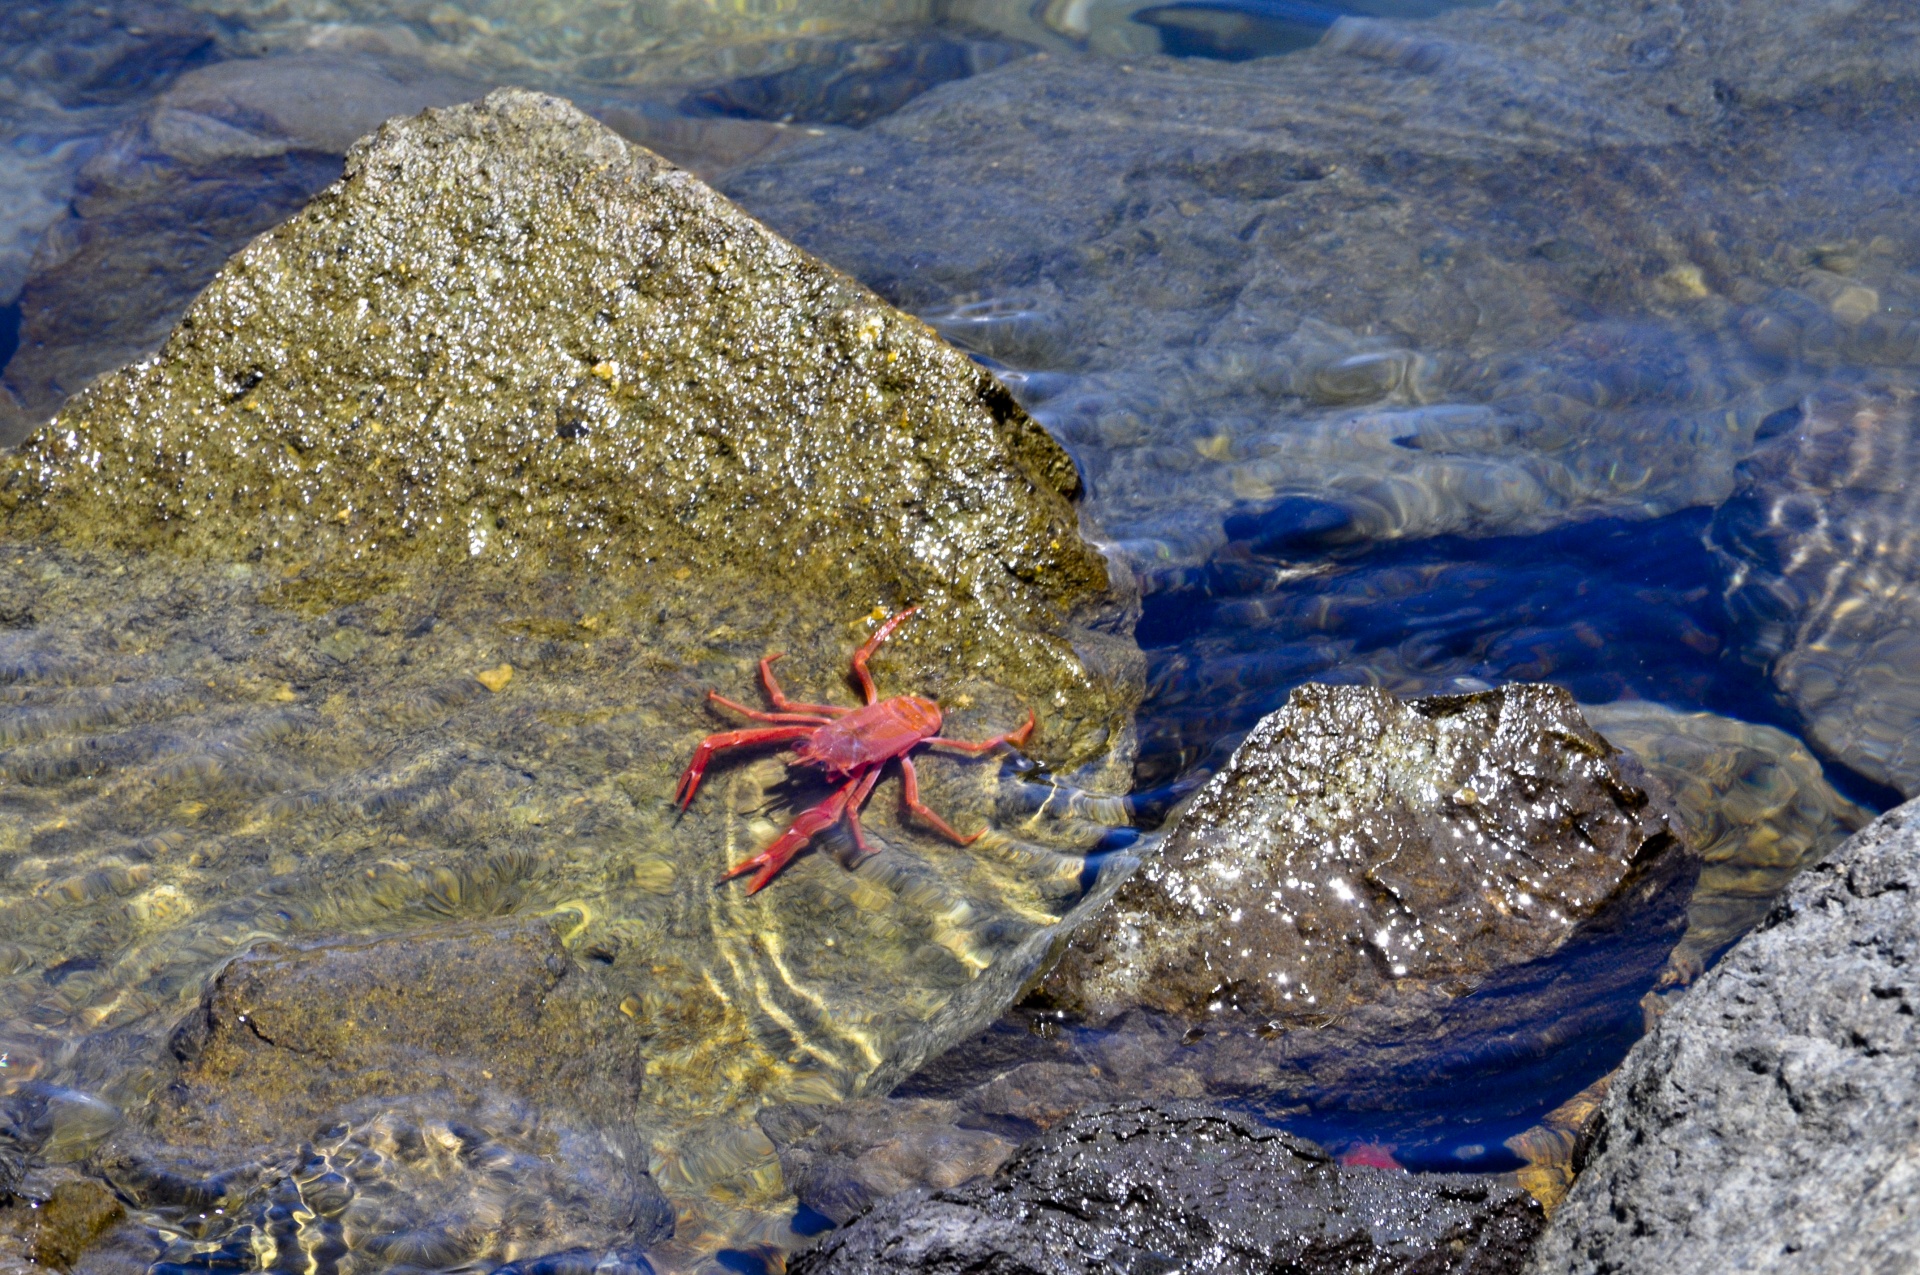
[
  {"left": 0, "top": 87, "right": 1138, "bottom": 1256},
  {"left": 1039, "top": 683, "right": 1685, "bottom": 1025},
  {"left": 0, "top": 87, "right": 1117, "bottom": 701},
  {"left": 1710, "top": 384, "right": 1920, "bottom": 797}
]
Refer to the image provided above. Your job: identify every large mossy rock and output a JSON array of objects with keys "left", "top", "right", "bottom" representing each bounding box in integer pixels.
[
  {"left": 0, "top": 86, "right": 1113, "bottom": 704},
  {"left": 0, "top": 87, "right": 1138, "bottom": 1256}
]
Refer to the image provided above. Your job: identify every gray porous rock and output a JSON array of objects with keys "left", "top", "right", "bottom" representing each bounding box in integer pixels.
[
  {"left": 1527, "top": 798, "right": 1920, "bottom": 1274},
  {"left": 789, "top": 1101, "right": 1544, "bottom": 1275},
  {"left": 1040, "top": 682, "right": 1688, "bottom": 1026},
  {"left": 1710, "top": 384, "right": 1920, "bottom": 798}
]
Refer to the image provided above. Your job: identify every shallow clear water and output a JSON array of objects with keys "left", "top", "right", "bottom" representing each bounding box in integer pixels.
[{"left": 1, "top": 0, "right": 1914, "bottom": 1269}]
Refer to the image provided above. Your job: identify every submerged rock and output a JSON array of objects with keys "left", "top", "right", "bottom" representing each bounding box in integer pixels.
[
  {"left": 1039, "top": 683, "right": 1686, "bottom": 1025},
  {"left": 1527, "top": 797, "right": 1920, "bottom": 1273},
  {"left": 0, "top": 0, "right": 225, "bottom": 312},
  {"left": 0, "top": 87, "right": 1138, "bottom": 1255},
  {"left": 98, "top": 919, "right": 674, "bottom": 1269},
  {"left": 723, "top": 0, "right": 1920, "bottom": 567},
  {"left": 758, "top": 1097, "right": 1021, "bottom": 1227},
  {"left": 1710, "top": 384, "right": 1920, "bottom": 797},
  {"left": 1581, "top": 700, "right": 1871, "bottom": 976},
  {"left": 790, "top": 1102, "right": 1544, "bottom": 1275}
]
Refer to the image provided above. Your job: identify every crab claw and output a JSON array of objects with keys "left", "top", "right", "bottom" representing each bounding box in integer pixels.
[
  {"left": 722, "top": 830, "right": 811, "bottom": 895},
  {"left": 1009, "top": 708, "right": 1036, "bottom": 748},
  {"left": 722, "top": 781, "right": 857, "bottom": 893}
]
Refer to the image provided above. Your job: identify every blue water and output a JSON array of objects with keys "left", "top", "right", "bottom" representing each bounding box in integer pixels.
[{"left": 1136, "top": 507, "right": 1903, "bottom": 814}]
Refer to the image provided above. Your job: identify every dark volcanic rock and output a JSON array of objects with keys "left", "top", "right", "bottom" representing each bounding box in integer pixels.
[
  {"left": 1041, "top": 683, "right": 1687, "bottom": 1026},
  {"left": 1526, "top": 797, "right": 1920, "bottom": 1273},
  {"left": 790, "top": 1102, "right": 1544, "bottom": 1275},
  {"left": 1710, "top": 384, "right": 1920, "bottom": 797}
]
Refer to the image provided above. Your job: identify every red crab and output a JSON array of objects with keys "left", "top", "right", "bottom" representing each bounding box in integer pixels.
[{"left": 675, "top": 607, "right": 1036, "bottom": 893}]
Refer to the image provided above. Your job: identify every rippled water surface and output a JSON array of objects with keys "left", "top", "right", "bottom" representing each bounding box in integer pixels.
[{"left": 3, "top": 0, "right": 1918, "bottom": 1269}]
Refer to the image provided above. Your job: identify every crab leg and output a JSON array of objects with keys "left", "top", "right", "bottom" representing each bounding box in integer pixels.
[
  {"left": 926, "top": 708, "right": 1036, "bottom": 755},
  {"left": 724, "top": 775, "right": 864, "bottom": 894},
  {"left": 899, "top": 755, "right": 980, "bottom": 846},
  {"left": 759, "top": 654, "right": 852, "bottom": 717},
  {"left": 843, "top": 766, "right": 886, "bottom": 859},
  {"left": 675, "top": 725, "right": 814, "bottom": 809},
  {"left": 851, "top": 606, "right": 919, "bottom": 705},
  {"left": 706, "top": 690, "right": 833, "bottom": 726}
]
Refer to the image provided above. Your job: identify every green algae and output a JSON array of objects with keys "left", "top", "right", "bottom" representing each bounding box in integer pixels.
[{"left": 0, "top": 88, "right": 1139, "bottom": 1266}]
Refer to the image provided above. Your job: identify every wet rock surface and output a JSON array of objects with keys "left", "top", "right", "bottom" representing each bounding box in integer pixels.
[
  {"left": 763, "top": 689, "right": 1758, "bottom": 1204},
  {"left": 0, "top": 86, "right": 1138, "bottom": 1260},
  {"left": 790, "top": 1102, "right": 1544, "bottom": 1275},
  {"left": 1711, "top": 385, "right": 1920, "bottom": 799},
  {"left": 1040, "top": 683, "right": 1687, "bottom": 1026},
  {"left": 1528, "top": 797, "right": 1920, "bottom": 1273}
]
